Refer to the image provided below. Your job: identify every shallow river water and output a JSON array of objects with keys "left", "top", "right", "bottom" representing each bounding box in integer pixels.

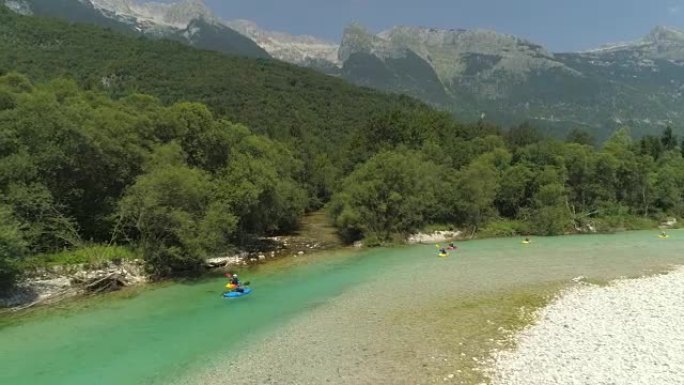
[{"left": 1, "top": 231, "right": 683, "bottom": 385}]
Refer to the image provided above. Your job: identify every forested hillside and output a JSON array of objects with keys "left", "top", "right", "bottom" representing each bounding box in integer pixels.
[
  {"left": 0, "top": 6, "right": 423, "bottom": 149},
  {"left": 3, "top": 7, "right": 684, "bottom": 290}
]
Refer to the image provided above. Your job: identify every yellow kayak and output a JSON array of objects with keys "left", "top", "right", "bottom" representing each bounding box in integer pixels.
[
  {"left": 659, "top": 235, "right": 669, "bottom": 239},
  {"left": 438, "top": 253, "right": 448, "bottom": 258},
  {"left": 522, "top": 240, "right": 531, "bottom": 244}
]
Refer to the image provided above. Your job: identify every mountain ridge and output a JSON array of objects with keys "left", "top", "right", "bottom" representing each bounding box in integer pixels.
[
  {"left": 6, "top": 0, "right": 684, "bottom": 137},
  {"left": 3, "top": 0, "right": 270, "bottom": 58}
]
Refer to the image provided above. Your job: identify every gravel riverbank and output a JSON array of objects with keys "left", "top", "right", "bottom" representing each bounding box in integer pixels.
[{"left": 490, "top": 266, "right": 684, "bottom": 385}]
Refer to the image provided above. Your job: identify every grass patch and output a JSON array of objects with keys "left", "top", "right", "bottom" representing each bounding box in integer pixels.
[
  {"left": 385, "top": 282, "right": 566, "bottom": 384},
  {"left": 478, "top": 219, "right": 530, "bottom": 238},
  {"left": 592, "top": 215, "right": 657, "bottom": 232},
  {"left": 19, "top": 245, "right": 140, "bottom": 270}
]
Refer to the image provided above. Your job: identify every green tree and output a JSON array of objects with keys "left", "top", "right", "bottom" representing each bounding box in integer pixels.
[
  {"left": 566, "top": 128, "right": 595, "bottom": 147},
  {"left": 653, "top": 152, "right": 684, "bottom": 215},
  {"left": 506, "top": 122, "right": 543, "bottom": 148},
  {"left": 453, "top": 154, "right": 501, "bottom": 230},
  {"left": 661, "top": 126, "right": 677, "bottom": 152},
  {"left": 639, "top": 135, "right": 664, "bottom": 160},
  {"left": 527, "top": 168, "right": 571, "bottom": 235},
  {"left": 117, "top": 144, "right": 224, "bottom": 276},
  {"left": 496, "top": 163, "right": 533, "bottom": 218},
  {"left": 330, "top": 150, "right": 445, "bottom": 243},
  {"left": 0, "top": 204, "right": 26, "bottom": 290}
]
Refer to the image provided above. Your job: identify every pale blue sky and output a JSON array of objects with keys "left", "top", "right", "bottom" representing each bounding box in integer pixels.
[{"left": 204, "top": 0, "right": 684, "bottom": 52}]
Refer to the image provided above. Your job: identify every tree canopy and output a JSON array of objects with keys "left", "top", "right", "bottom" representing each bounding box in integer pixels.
[{"left": 2, "top": 7, "right": 684, "bottom": 289}]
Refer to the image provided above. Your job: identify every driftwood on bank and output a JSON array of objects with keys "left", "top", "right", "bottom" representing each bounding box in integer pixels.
[{"left": 82, "top": 274, "right": 127, "bottom": 293}]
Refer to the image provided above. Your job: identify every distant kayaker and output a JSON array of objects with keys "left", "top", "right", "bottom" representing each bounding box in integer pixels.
[{"left": 448, "top": 242, "right": 457, "bottom": 250}]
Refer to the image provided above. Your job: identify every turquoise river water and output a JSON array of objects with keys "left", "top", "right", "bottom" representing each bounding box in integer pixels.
[{"left": 1, "top": 230, "right": 683, "bottom": 385}]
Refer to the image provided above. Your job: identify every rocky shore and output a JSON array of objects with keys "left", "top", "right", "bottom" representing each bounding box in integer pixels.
[
  {"left": 0, "top": 260, "right": 148, "bottom": 309},
  {"left": 0, "top": 230, "right": 336, "bottom": 310},
  {"left": 406, "top": 230, "right": 462, "bottom": 245},
  {"left": 489, "top": 266, "right": 684, "bottom": 385}
]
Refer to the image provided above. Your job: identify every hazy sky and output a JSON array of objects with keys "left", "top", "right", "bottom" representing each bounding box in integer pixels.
[{"left": 204, "top": 0, "right": 684, "bottom": 52}]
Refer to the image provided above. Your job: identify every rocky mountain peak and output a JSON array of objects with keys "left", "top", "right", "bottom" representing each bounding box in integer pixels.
[
  {"left": 586, "top": 25, "right": 684, "bottom": 60},
  {"left": 339, "top": 23, "right": 566, "bottom": 85},
  {"left": 157, "top": 0, "right": 214, "bottom": 25},
  {"left": 3, "top": 0, "right": 32, "bottom": 15},
  {"left": 646, "top": 25, "right": 684, "bottom": 44},
  {"left": 226, "top": 19, "right": 340, "bottom": 66},
  {"left": 379, "top": 25, "right": 552, "bottom": 58},
  {"left": 88, "top": 0, "right": 216, "bottom": 28},
  {"left": 339, "top": 23, "right": 376, "bottom": 58}
]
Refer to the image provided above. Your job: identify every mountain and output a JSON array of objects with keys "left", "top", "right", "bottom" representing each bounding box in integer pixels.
[
  {"left": 7, "top": 0, "right": 684, "bottom": 138},
  {"left": 585, "top": 26, "right": 684, "bottom": 60},
  {"left": 226, "top": 19, "right": 340, "bottom": 73},
  {"left": 334, "top": 24, "right": 684, "bottom": 138},
  {"left": 0, "top": 4, "right": 427, "bottom": 153},
  {"left": 231, "top": 21, "right": 684, "bottom": 139},
  {"left": 4, "top": 0, "right": 270, "bottom": 58}
]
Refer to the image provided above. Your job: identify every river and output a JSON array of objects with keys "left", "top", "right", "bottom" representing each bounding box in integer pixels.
[{"left": 1, "top": 231, "right": 683, "bottom": 385}]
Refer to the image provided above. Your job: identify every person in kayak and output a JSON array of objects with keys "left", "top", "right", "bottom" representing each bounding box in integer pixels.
[
  {"left": 439, "top": 247, "right": 447, "bottom": 255},
  {"left": 448, "top": 242, "right": 457, "bottom": 250},
  {"left": 230, "top": 274, "right": 245, "bottom": 293}
]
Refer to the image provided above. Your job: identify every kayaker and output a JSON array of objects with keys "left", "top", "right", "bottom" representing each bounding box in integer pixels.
[
  {"left": 448, "top": 242, "right": 457, "bottom": 250},
  {"left": 227, "top": 274, "right": 244, "bottom": 293},
  {"left": 439, "top": 247, "right": 447, "bottom": 255}
]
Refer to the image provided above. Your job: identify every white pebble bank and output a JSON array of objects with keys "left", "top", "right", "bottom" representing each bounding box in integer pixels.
[{"left": 490, "top": 267, "right": 684, "bottom": 385}]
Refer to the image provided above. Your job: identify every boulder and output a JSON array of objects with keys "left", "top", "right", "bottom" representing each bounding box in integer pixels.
[
  {"left": 661, "top": 217, "right": 677, "bottom": 228},
  {"left": 205, "top": 252, "right": 246, "bottom": 268},
  {"left": 407, "top": 230, "right": 461, "bottom": 244}
]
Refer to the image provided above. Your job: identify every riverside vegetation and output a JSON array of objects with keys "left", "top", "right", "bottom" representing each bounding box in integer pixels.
[{"left": 2, "top": 6, "right": 684, "bottom": 291}]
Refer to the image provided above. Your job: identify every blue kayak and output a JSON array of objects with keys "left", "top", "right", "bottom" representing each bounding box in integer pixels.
[{"left": 223, "top": 288, "right": 252, "bottom": 298}]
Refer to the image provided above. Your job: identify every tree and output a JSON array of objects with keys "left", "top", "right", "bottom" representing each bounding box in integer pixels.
[
  {"left": 527, "top": 168, "right": 571, "bottom": 235},
  {"left": 566, "top": 128, "right": 595, "bottom": 147},
  {"left": 496, "top": 163, "right": 533, "bottom": 217},
  {"left": 453, "top": 154, "right": 501, "bottom": 230},
  {"left": 0, "top": 204, "right": 26, "bottom": 290},
  {"left": 506, "top": 122, "right": 543, "bottom": 148},
  {"left": 215, "top": 124, "right": 308, "bottom": 237},
  {"left": 653, "top": 153, "right": 684, "bottom": 215},
  {"left": 562, "top": 143, "right": 595, "bottom": 213},
  {"left": 117, "top": 144, "right": 226, "bottom": 276},
  {"left": 330, "top": 150, "right": 446, "bottom": 243},
  {"left": 639, "top": 135, "right": 664, "bottom": 160},
  {"left": 661, "top": 126, "right": 677, "bottom": 152}
]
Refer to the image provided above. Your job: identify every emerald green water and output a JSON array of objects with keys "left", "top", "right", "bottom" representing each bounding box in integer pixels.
[{"left": 2, "top": 231, "right": 684, "bottom": 385}]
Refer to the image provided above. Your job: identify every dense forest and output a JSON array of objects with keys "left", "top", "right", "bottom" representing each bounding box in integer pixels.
[{"left": 2, "top": 7, "right": 684, "bottom": 290}]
